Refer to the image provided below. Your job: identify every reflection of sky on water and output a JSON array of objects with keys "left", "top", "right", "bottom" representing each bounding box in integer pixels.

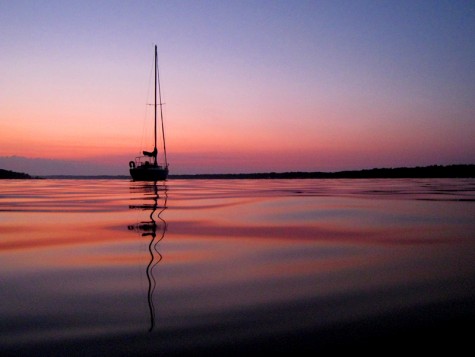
[
  {"left": 254, "top": 196, "right": 474, "bottom": 227},
  {"left": 1, "top": 178, "right": 474, "bottom": 354}
]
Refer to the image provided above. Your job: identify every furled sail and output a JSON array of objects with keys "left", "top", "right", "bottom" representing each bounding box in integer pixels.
[{"left": 143, "top": 148, "right": 157, "bottom": 157}]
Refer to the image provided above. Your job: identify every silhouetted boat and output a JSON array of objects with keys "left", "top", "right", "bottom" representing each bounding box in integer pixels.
[{"left": 129, "top": 45, "right": 169, "bottom": 181}]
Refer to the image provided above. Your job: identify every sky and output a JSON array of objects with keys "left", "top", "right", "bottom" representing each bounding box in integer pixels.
[{"left": 1, "top": 0, "right": 474, "bottom": 175}]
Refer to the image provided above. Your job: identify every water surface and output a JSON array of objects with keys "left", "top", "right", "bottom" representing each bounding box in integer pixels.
[{"left": 1, "top": 178, "right": 474, "bottom": 354}]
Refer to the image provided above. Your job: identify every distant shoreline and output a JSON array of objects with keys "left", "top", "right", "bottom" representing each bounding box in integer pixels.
[
  {"left": 0, "top": 168, "right": 32, "bottom": 179},
  {"left": 170, "top": 164, "right": 475, "bottom": 179},
  {"left": 2, "top": 164, "right": 474, "bottom": 180}
]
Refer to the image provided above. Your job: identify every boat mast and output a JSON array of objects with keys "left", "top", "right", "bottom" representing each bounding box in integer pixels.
[
  {"left": 156, "top": 46, "right": 168, "bottom": 167},
  {"left": 153, "top": 45, "right": 158, "bottom": 166}
]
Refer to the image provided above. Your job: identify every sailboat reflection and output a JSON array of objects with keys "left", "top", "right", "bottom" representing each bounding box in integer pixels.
[{"left": 128, "top": 182, "right": 168, "bottom": 332}]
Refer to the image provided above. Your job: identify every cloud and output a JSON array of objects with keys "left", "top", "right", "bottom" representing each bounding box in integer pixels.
[{"left": 0, "top": 156, "right": 128, "bottom": 176}]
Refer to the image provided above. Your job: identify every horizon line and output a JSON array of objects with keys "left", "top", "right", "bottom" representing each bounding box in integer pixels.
[{"left": 4, "top": 164, "right": 472, "bottom": 179}]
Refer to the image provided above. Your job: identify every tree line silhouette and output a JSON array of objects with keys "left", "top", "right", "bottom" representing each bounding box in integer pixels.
[{"left": 1, "top": 164, "right": 474, "bottom": 179}]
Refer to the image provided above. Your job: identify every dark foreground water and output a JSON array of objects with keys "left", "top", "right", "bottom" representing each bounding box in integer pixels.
[{"left": 1, "top": 178, "right": 475, "bottom": 355}]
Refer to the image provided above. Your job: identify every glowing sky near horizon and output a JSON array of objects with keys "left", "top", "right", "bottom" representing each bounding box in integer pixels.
[{"left": 1, "top": 0, "right": 474, "bottom": 175}]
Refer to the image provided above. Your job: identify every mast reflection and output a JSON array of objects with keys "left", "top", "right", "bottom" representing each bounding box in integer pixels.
[{"left": 128, "top": 181, "right": 168, "bottom": 332}]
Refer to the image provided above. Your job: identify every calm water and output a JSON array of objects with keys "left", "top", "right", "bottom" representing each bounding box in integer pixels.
[{"left": 1, "top": 178, "right": 475, "bottom": 355}]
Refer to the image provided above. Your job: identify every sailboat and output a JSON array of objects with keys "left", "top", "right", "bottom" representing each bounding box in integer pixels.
[{"left": 129, "top": 45, "right": 169, "bottom": 181}]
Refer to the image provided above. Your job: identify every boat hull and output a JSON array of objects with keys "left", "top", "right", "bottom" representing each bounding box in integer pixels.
[{"left": 130, "top": 166, "right": 168, "bottom": 181}]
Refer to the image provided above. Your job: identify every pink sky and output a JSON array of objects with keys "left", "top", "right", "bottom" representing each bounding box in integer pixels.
[{"left": 1, "top": 1, "right": 474, "bottom": 175}]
